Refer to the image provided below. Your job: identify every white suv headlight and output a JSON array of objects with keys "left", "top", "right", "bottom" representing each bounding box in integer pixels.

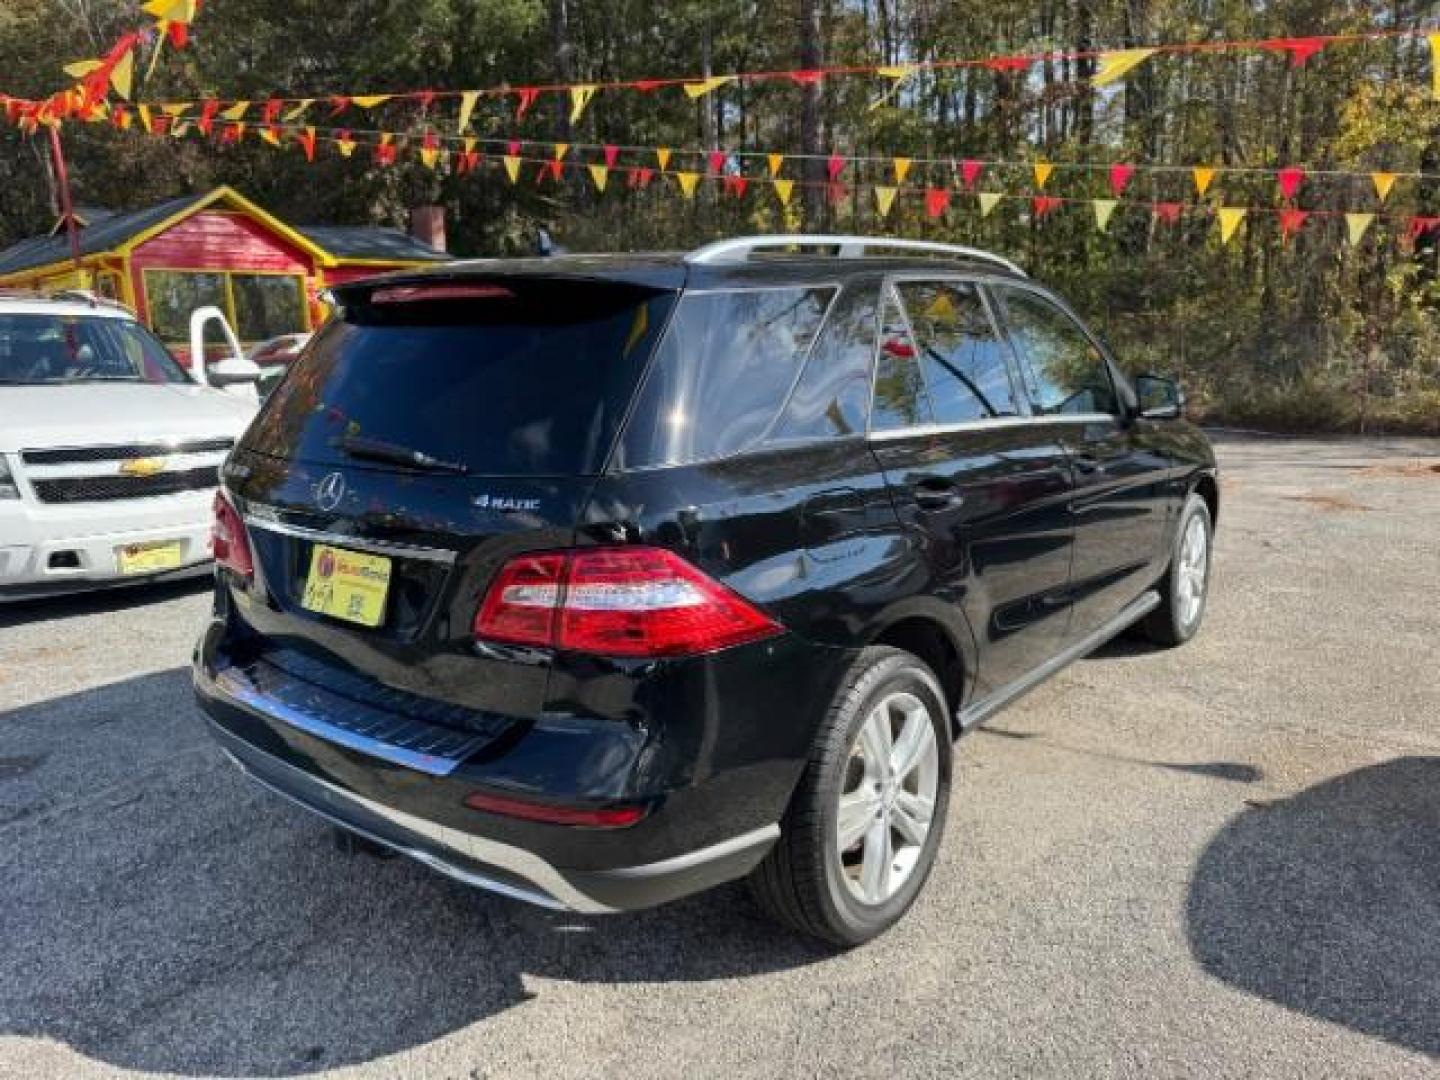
[{"left": 0, "top": 455, "right": 20, "bottom": 500}]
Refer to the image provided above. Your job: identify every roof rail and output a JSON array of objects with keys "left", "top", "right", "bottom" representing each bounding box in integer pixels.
[{"left": 685, "top": 235, "right": 1026, "bottom": 276}]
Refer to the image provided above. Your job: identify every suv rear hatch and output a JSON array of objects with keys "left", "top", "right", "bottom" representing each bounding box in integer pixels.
[{"left": 221, "top": 273, "right": 679, "bottom": 724}]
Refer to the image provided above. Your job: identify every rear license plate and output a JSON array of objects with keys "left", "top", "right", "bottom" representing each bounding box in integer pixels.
[
  {"left": 300, "top": 544, "right": 392, "bottom": 627},
  {"left": 117, "top": 540, "right": 184, "bottom": 575}
]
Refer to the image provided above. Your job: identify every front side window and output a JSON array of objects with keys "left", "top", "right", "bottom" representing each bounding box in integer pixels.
[
  {"left": 996, "top": 288, "right": 1119, "bottom": 416},
  {"left": 0, "top": 314, "right": 189, "bottom": 385},
  {"left": 618, "top": 286, "right": 836, "bottom": 468},
  {"left": 869, "top": 288, "right": 934, "bottom": 431},
  {"left": 895, "top": 281, "right": 1019, "bottom": 422}
]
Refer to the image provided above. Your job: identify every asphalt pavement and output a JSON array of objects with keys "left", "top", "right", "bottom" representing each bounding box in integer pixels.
[{"left": 1, "top": 433, "right": 1438, "bottom": 1079}]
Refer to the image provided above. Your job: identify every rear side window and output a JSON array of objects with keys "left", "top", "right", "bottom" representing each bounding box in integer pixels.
[
  {"left": 995, "top": 287, "right": 1119, "bottom": 416},
  {"left": 870, "top": 289, "right": 934, "bottom": 431},
  {"left": 895, "top": 281, "right": 1019, "bottom": 422},
  {"left": 618, "top": 286, "right": 835, "bottom": 468},
  {"left": 245, "top": 280, "right": 674, "bottom": 476},
  {"left": 768, "top": 284, "right": 877, "bottom": 441}
]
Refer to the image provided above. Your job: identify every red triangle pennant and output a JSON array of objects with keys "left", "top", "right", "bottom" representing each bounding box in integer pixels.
[
  {"left": 826, "top": 152, "right": 846, "bottom": 182},
  {"left": 515, "top": 88, "right": 540, "bottom": 119},
  {"left": 1262, "top": 37, "right": 1326, "bottom": 67},
  {"left": 1032, "top": 196, "right": 1062, "bottom": 219},
  {"left": 603, "top": 144, "right": 619, "bottom": 168},
  {"left": 262, "top": 99, "right": 282, "bottom": 124},
  {"left": 1408, "top": 216, "right": 1440, "bottom": 241},
  {"left": 627, "top": 166, "right": 655, "bottom": 189},
  {"left": 329, "top": 96, "right": 351, "bottom": 117},
  {"left": 507, "top": 139, "right": 521, "bottom": 157},
  {"left": 166, "top": 21, "right": 189, "bottom": 49},
  {"left": 297, "top": 128, "right": 316, "bottom": 162},
  {"left": 1277, "top": 167, "right": 1306, "bottom": 200},
  {"left": 198, "top": 99, "right": 219, "bottom": 135},
  {"left": 789, "top": 70, "right": 824, "bottom": 85},
  {"left": 1278, "top": 208, "right": 1309, "bottom": 241},
  {"left": 724, "top": 174, "right": 748, "bottom": 198},
  {"left": 1108, "top": 163, "right": 1135, "bottom": 197},
  {"left": 708, "top": 149, "right": 727, "bottom": 175},
  {"left": 984, "top": 56, "right": 1031, "bottom": 73},
  {"left": 826, "top": 181, "right": 849, "bottom": 206},
  {"left": 1153, "top": 202, "right": 1184, "bottom": 224},
  {"left": 632, "top": 79, "right": 664, "bottom": 92},
  {"left": 960, "top": 159, "right": 983, "bottom": 190},
  {"left": 416, "top": 91, "right": 436, "bottom": 111},
  {"left": 924, "top": 187, "right": 951, "bottom": 218}
]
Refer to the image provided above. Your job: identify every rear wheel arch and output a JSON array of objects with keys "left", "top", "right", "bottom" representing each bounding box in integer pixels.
[{"left": 869, "top": 611, "right": 972, "bottom": 733}]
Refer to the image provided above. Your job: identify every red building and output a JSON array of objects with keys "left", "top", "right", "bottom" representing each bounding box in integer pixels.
[{"left": 0, "top": 186, "right": 450, "bottom": 353}]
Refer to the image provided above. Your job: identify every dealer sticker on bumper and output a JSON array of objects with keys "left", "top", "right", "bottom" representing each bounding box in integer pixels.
[
  {"left": 300, "top": 544, "right": 392, "bottom": 627},
  {"left": 116, "top": 540, "right": 184, "bottom": 575}
]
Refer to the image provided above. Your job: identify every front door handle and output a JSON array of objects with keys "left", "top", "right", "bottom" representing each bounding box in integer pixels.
[
  {"left": 912, "top": 476, "right": 964, "bottom": 511},
  {"left": 1073, "top": 454, "right": 1107, "bottom": 476}
]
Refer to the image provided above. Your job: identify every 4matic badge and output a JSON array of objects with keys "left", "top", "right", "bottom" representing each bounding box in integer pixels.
[{"left": 472, "top": 493, "right": 542, "bottom": 513}]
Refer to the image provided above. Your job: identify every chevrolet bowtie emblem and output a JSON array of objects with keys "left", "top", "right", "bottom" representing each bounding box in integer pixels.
[{"left": 119, "top": 456, "right": 167, "bottom": 478}]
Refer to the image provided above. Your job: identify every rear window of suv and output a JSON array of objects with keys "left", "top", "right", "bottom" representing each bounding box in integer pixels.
[{"left": 244, "top": 280, "right": 675, "bottom": 476}]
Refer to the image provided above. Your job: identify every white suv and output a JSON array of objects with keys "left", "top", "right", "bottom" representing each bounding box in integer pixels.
[{"left": 0, "top": 293, "right": 259, "bottom": 600}]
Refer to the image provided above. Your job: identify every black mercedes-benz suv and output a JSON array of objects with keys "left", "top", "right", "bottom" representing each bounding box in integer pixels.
[{"left": 195, "top": 235, "right": 1217, "bottom": 946}]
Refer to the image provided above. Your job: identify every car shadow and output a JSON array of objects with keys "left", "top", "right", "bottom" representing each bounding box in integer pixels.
[
  {"left": 0, "top": 669, "right": 829, "bottom": 1076},
  {"left": 1186, "top": 757, "right": 1440, "bottom": 1056},
  {"left": 0, "top": 574, "right": 212, "bottom": 629}
]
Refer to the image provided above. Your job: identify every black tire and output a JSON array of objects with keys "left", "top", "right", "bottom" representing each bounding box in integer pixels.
[
  {"left": 748, "top": 646, "right": 952, "bottom": 948},
  {"left": 1139, "top": 492, "right": 1213, "bottom": 647}
]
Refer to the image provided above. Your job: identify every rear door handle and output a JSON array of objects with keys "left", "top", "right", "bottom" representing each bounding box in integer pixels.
[{"left": 912, "top": 476, "right": 964, "bottom": 511}]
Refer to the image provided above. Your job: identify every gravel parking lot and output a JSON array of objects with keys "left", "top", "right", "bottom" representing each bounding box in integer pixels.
[{"left": 2, "top": 434, "right": 1438, "bottom": 1079}]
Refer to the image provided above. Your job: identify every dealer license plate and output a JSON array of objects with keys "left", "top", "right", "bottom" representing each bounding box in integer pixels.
[
  {"left": 117, "top": 540, "right": 184, "bottom": 575},
  {"left": 300, "top": 544, "right": 392, "bottom": 627}
]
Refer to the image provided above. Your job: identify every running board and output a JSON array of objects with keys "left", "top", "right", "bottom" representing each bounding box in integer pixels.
[{"left": 958, "top": 590, "right": 1161, "bottom": 730}]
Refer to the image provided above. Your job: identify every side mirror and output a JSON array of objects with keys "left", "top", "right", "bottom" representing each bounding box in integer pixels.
[
  {"left": 189, "top": 306, "right": 259, "bottom": 402},
  {"left": 1135, "top": 373, "right": 1185, "bottom": 420}
]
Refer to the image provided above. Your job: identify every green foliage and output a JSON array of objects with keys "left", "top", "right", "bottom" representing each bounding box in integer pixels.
[{"left": 1, "top": 0, "right": 1437, "bottom": 432}]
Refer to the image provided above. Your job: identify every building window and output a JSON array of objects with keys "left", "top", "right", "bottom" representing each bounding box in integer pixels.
[{"left": 143, "top": 269, "right": 308, "bottom": 344}]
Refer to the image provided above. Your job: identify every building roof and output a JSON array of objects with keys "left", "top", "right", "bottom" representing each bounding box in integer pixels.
[
  {"left": 0, "top": 187, "right": 448, "bottom": 278},
  {"left": 299, "top": 226, "right": 450, "bottom": 263},
  {"left": 0, "top": 193, "right": 207, "bottom": 276}
]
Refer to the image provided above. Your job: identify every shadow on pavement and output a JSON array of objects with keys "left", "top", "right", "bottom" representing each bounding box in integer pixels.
[
  {"left": 1186, "top": 757, "right": 1440, "bottom": 1056},
  {"left": 0, "top": 574, "right": 212, "bottom": 630},
  {"left": 0, "top": 670, "right": 828, "bottom": 1076}
]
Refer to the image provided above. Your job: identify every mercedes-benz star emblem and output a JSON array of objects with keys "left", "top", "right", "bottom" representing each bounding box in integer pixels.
[{"left": 315, "top": 471, "right": 347, "bottom": 512}]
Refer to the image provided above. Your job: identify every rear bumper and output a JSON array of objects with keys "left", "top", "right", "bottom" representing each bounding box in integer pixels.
[{"left": 208, "top": 719, "right": 778, "bottom": 913}]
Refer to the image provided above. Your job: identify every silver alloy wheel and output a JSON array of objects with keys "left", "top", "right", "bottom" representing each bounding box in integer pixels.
[
  {"left": 835, "top": 690, "right": 940, "bottom": 905},
  {"left": 1176, "top": 513, "right": 1209, "bottom": 629}
]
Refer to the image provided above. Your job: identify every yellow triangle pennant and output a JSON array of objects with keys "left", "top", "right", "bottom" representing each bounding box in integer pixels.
[
  {"left": 1093, "top": 199, "right": 1117, "bottom": 232},
  {"left": 675, "top": 171, "right": 700, "bottom": 198},
  {"left": 656, "top": 147, "right": 672, "bottom": 171},
  {"left": 220, "top": 101, "right": 249, "bottom": 121},
  {"left": 283, "top": 99, "right": 314, "bottom": 122},
  {"left": 351, "top": 95, "right": 392, "bottom": 109},
  {"left": 553, "top": 142, "right": 569, "bottom": 161},
  {"left": 1371, "top": 172, "right": 1397, "bottom": 203},
  {"left": 502, "top": 155, "right": 521, "bottom": 183},
  {"left": 1431, "top": 33, "right": 1440, "bottom": 100},
  {"left": 1346, "top": 212, "right": 1375, "bottom": 245},
  {"left": 1217, "top": 207, "right": 1246, "bottom": 245},
  {"left": 109, "top": 48, "right": 135, "bottom": 100},
  {"left": 136, "top": 104, "right": 153, "bottom": 133},
  {"left": 259, "top": 125, "right": 282, "bottom": 147},
  {"left": 874, "top": 186, "right": 898, "bottom": 218},
  {"left": 683, "top": 76, "right": 732, "bottom": 99},
  {"left": 892, "top": 157, "right": 912, "bottom": 184},
  {"left": 457, "top": 91, "right": 479, "bottom": 134},
  {"left": 588, "top": 163, "right": 609, "bottom": 192},
  {"left": 171, "top": 119, "right": 191, "bottom": 138},
  {"left": 161, "top": 102, "right": 188, "bottom": 117},
  {"left": 463, "top": 137, "right": 476, "bottom": 153},
  {"left": 767, "top": 153, "right": 784, "bottom": 178},
  {"left": 336, "top": 134, "right": 356, "bottom": 157},
  {"left": 773, "top": 179, "right": 794, "bottom": 206},
  {"left": 64, "top": 59, "right": 104, "bottom": 79},
  {"left": 978, "top": 192, "right": 1003, "bottom": 218},
  {"left": 1192, "top": 167, "right": 1216, "bottom": 197},
  {"left": 420, "top": 141, "right": 440, "bottom": 168},
  {"left": 1033, "top": 162, "right": 1053, "bottom": 190},
  {"left": 1092, "top": 48, "right": 1157, "bottom": 88},
  {"left": 568, "top": 85, "right": 597, "bottom": 123},
  {"left": 869, "top": 64, "right": 917, "bottom": 110}
]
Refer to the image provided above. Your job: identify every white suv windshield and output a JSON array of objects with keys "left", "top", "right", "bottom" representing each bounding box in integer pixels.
[{"left": 0, "top": 313, "right": 190, "bottom": 386}]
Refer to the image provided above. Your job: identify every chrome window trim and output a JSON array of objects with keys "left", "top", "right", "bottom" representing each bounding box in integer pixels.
[
  {"left": 243, "top": 510, "right": 458, "bottom": 565},
  {"left": 866, "top": 413, "right": 1118, "bottom": 442}
]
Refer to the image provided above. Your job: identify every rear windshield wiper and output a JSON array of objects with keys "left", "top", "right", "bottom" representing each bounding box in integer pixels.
[{"left": 335, "top": 433, "right": 469, "bottom": 474}]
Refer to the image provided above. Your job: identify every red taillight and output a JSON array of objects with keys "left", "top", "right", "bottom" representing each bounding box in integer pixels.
[
  {"left": 211, "top": 490, "right": 254, "bottom": 579},
  {"left": 472, "top": 546, "right": 781, "bottom": 658},
  {"left": 463, "top": 789, "right": 647, "bottom": 828}
]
